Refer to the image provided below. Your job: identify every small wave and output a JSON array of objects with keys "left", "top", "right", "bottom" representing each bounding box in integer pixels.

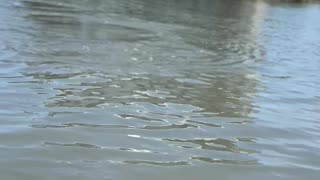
[
  {"left": 20, "top": 0, "right": 81, "bottom": 13},
  {"left": 116, "top": 113, "right": 164, "bottom": 122},
  {"left": 43, "top": 142, "right": 101, "bottom": 149},
  {"left": 191, "top": 157, "right": 259, "bottom": 165},
  {"left": 122, "top": 160, "right": 190, "bottom": 166}
]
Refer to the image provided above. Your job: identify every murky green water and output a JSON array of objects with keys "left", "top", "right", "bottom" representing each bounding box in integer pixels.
[{"left": 1, "top": 0, "right": 320, "bottom": 179}]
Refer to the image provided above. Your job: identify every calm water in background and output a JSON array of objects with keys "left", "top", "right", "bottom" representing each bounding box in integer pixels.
[{"left": 0, "top": 0, "right": 320, "bottom": 179}]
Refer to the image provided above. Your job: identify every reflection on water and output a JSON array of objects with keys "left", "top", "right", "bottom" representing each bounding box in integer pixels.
[{"left": 0, "top": 0, "right": 320, "bottom": 179}]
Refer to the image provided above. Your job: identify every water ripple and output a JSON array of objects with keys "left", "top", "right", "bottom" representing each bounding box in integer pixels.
[{"left": 163, "top": 138, "right": 257, "bottom": 154}]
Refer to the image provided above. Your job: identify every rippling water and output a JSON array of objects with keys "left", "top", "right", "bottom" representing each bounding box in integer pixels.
[{"left": 1, "top": 0, "right": 320, "bottom": 179}]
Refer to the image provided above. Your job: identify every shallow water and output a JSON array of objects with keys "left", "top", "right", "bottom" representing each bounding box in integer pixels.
[{"left": 0, "top": 0, "right": 320, "bottom": 179}]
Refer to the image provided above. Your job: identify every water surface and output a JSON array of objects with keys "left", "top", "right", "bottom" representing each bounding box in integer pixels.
[{"left": 0, "top": 0, "right": 320, "bottom": 179}]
